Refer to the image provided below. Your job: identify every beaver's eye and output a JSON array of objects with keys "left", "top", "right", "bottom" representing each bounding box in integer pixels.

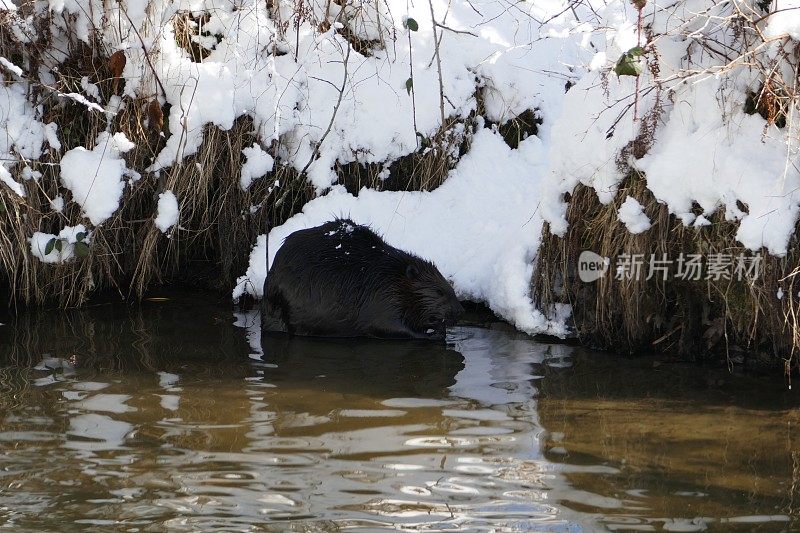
[{"left": 436, "top": 288, "right": 444, "bottom": 297}]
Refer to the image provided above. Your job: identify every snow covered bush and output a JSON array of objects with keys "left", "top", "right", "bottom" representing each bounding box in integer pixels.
[
  {"left": 536, "top": 0, "right": 800, "bottom": 361},
  {"left": 543, "top": 0, "right": 800, "bottom": 256}
]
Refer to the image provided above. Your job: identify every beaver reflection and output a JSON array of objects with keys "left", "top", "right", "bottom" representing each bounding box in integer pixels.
[{"left": 261, "top": 334, "right": 465, "bottom": 399}]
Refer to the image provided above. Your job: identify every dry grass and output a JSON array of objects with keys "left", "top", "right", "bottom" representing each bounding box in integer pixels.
[
  {"left": 335, "top": 115, "right": 474, "bottom": 193},
  {"left": 534, "top": 171, "right": 800, "bottom": 369},
  {"left": 0, "top": 11, "right": 294, "bottom": 307}
]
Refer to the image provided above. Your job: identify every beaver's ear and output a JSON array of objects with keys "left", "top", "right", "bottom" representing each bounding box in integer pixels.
[{"left": 406, "top": 264, "right": 420, "bottom": 280}]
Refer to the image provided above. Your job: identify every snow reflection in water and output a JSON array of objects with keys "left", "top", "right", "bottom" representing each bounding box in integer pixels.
[{"left": 0, "top": 296, "right": 796, "bottom": 531}]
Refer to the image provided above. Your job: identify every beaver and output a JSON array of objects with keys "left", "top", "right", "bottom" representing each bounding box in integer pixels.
[{"left": 261, "top": 218, "right": 464, "bottom": 340}]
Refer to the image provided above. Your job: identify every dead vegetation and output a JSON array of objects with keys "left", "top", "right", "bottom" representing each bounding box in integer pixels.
[
  {"left": 532, "top": 0, "right": 800, "bottom": 370},
  {"left": 534, "top": 171, "right": 800, "bottom": 370}
]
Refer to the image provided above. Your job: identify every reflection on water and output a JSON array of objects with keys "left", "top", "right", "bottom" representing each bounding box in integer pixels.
[{"left": 0, "top": 294, "right": 797, "bottom": 531}]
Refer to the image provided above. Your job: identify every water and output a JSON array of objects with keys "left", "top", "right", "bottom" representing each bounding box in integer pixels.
[{"left": 0, "top": 293, "right": 798, "bottom": 531}]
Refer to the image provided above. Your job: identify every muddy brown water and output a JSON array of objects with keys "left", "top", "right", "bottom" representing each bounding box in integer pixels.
[{"left": 0, "top": 293, "right": 798, "bottom": 531}]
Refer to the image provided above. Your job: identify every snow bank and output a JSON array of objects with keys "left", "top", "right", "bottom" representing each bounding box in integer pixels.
[
  {"left": 234, "top": 0, "right": 800, "bottom": 335},
  {"left": 763, "top": 1, "right": 800, "bottom": 40},
  {"left": 234, "top": 128, "right": 569, "bottom": 337},
  {"left": 637, "top": 74, "right": 800, "bottom": 255},
  {"left": 66, "top": 0, "right": 585, "bottom": 192}
]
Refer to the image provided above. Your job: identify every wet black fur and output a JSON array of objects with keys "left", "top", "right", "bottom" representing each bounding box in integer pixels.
[{"left": 261, "top": 218, "right": 464, "bottom": 340}]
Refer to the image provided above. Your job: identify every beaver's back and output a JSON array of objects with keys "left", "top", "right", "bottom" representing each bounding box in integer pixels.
[{"left": 263, "top": 218, "right": 427, "bottom": 338}]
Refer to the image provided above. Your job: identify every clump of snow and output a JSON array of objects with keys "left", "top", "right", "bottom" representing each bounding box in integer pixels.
[
  {"left": 43, "top": 123, "right": 61, "bottom": 151},
  {"left": 617, "top": 197, "right": 651, "bottom": 234},
  {"left": 694, "top": 215, "right": 711, "bottom": 228},
  {"left": 234, "top": 129, "right": 569, "bottom": 337},
  {"left": 0, "top": 165, "right": 24, "bottom": 197},
  {"left": 1, "top": 82, "right": 52, "bottom": 162},
  {"left": 30, "top": 225, "right": 90, "bottom": 264},
  {"left": 21, "top": 166, "right": 41, "bottom": 180},
  {"left": 154, "top": 191, "right": 179, "bottom": 233},
  {"left": 58, "top": 92, "right": 105, "bottom": 113},
  {"left": 234, "top": 234, "right": 268, "bottom": 301},
  {"left": 60, "top": 132, "right": 138, "bottom": 226},
  {"left": 0, "top": 56, "right": 22, "bottom": 77},
  {"left": 50, "top": 195, "right": 64, "bottom": 213},
  {"left": 80, "top": 76, "right": 100, "bottom": 101},
  {"left": 240, "top": 144, "right": 274, "bottom": 191}
]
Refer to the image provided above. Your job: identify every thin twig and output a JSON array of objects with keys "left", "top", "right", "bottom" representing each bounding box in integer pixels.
[
  {"left": 427, "top": 0, "right": 446, "bottom": 129},
  {"left": 120, "top": 7, "right": 167, "bottom": 98},
  {"left": 299, "top": 41, "right": 351, "bottom": 176}
]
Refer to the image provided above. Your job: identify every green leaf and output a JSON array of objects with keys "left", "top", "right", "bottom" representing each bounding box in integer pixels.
[
  {"left": 74, "top": 241, "right": 90, "bottom": 258},
  {"left": 45, "top": 238, "right": 56, "bottom": 255},
  {"left": 54, "top": 239, "right": 63, "bottom": 253},
  {"left": 404, "top": 17, "right": 419, "bottom": 31},
  {"left": 405, "top": 77, "right": 413, "bottom": 95},
  {"left": 628, "top": 46, "right": 646, "bottom": 56},
  {"left": 75, "top": 232, "right": 86, "bottom": 242},
  {"left": 614, "top": 53, "right": 642, "bottom": 77}
]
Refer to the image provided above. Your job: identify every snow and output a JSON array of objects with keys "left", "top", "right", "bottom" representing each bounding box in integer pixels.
[
  {"left": 694, "top": 215, "right": 711, "bottom": 228},
  {"left": 234, "top": 128, "right": 569, "bottom": 337},
  {"left": 50, "top": 195, "right": 64, "bottom": 213},
  {"left": 154, "top": 191, "right": 179, "bottom": 233},
  {"left": 763, "top": 2, "right": 800, "bottom": 40},
  {"left": 60, "top": 132, "right": 137, "bottom": 226},
  {"left": 0, "top": 165, "right": 24, "bottom": 197},
  {"left": 80, "top": 76, "right": 100, "bottom": 101},
  {"left": 21, "top": 166, "right": 41, "bottom": 180},
  {"left": 240, "top": 144, "right": 274, "bottom": 191},
  {"left": 30, "top": 225, "right": 90, "bottom": 264},
  {"left": 58, "top": 92, "right": 105, "bottom": 113},
  {"left": 1, "top": 82, "right": 51, "bottom": 162},
  {"left": 617, "top": 197, "right": 651, "bottom": 234},
  {"left": 542, "top": 0, "right": 800, "bottom": 257},
  {"left": 0, "top": 56, "right": 22, "bottom": 77},
  {"left": 135, "top": 0, "right": 585, "bottom": 189},
  {"left": 637, "top": 75, "right": 800, "bottom": 255}
]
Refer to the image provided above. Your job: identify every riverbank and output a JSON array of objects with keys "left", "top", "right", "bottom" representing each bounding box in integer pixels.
[{"left": 4, "top": 1, "right": 800, "bottom": 368}]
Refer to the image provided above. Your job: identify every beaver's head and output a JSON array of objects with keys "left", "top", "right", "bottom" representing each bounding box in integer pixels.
[{"left": 399, "top": 260, "right": 464, "bottom": 337}]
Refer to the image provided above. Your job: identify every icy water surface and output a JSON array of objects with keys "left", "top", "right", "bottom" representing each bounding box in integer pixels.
[{"left": 0, "top": 294, "right": 798, "bottom": 531}]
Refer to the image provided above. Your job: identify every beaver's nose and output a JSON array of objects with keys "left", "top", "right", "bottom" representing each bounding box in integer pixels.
[{"left": 450, "top": 300, "right": 465, "bottom": 321}]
